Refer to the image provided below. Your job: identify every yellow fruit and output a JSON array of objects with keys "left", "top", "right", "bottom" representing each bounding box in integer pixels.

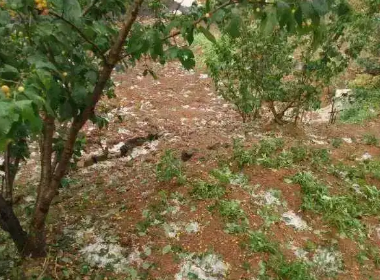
[
  {"left": 18, "top": 86, "right": 25, "bottom": 93},
  {"left": 205, "top": 13, "right": 210, "bottom": 18},
  {"left": 1, "top": 85, "right": 10, "bottom": 94},
  {"left": 62, "top": 72, "right": 68, "bottom": 77},
  {"left": 37, "top": 3, "right": 44, "bottom": 10},
  {"left": 256, "top": 8, "right": 260, "bottom": 12}
]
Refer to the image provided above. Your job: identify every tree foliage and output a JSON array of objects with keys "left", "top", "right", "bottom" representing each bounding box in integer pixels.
[{"left": 205, "top": 1, "right": 371, "bottom": 123}]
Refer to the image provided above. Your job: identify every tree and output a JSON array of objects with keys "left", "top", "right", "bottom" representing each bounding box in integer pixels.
[
  {"left": 206, "top": 1, "right": 362, "bottom": 124},
  {"left": 0, "top": 0, "right": 350, "bottom": 258}
]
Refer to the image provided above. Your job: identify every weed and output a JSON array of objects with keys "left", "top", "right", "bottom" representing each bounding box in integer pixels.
[
  {"left": 257, "top": 138, "right": 285, "bottom": 157},
  {"left": 258, "top": 256, "right": 315, "bottom": 280},
  {"left": 218, "top": 200, "right": 249, "bottom": 233},
  {"left": 244, "top": 231, "right": 279, "bottom": 254},
  {"left": 156, "top": 150, "right": 186, "bottom": 185},
  {"left": 291, "top": 172, "right": 365, "bottom": 236},
  {"left": 331, "top": 138, "right": 343, "bottom": 148},
  {"left": 340, "top": 89, "right": 380, "bottom": 124},
  {"left": 363, "top": 133, "right": 379, "bottom": 146},
  {"left": 310, "top": 148, "right": 330, "bottom": 167},
  {"left": 257, "top": 205, "right": 281, "bottom": 228},
  {"left": 210, "top": 166, "right": 248, "bottom": 186},
  {"left": 190, "top": 180, "right": 226, "bottom": 200},
  {"left": 290, "top": 145, "right": 308, "bottom": 162},
  {"left": 233, "top": 139, "right": 256, "bottom": 167}
]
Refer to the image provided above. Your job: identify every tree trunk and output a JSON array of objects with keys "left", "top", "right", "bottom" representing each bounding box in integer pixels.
[
  {"left": 23, "top": 0, "right": 145, "bottom": 258},
  {"left": 0, "top": 195, "right": 28, "bottom": 253}
]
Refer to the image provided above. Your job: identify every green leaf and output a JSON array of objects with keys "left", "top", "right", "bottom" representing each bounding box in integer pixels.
[
  {"left": 181, "top": 24, "right": 194, "bottom": 45},
  {"left": 28, "top": 55, "right": 58, "bottom": 72},
  {"left": 0, "top": 64, "right": 20, "bottom": 81},
  {"left": 150, "top": 30, "right": 164, "bottom": 59},
  {"left": 15, "top": 100, "right": 42, "bottom": 132},
  {"left": 165, "top": 46, "right": 179, "bottom": 60},
  {"left": 261, "top": 7, "right": 278, "bottom": 35},
  {"left": 177, "top": 48, "right": 195, "bottom": 70},
  {"left": 300, "top": 1, "right": 315, "bottom": 19},
  {"left": 198, "top": 26, "right": 216, "bottom": 43},
  {"left": 63, "top": 0, "right": 82, "bottom": 21},
  {"left": 277, "top": 1, "right": 294, "bottom": 31},
  {"left": 72, "top": 85, "right": 88, "bottom": 107},
  {"left": 59, "top": 101, "right": 74, "bottom": 120},
  {"left": 211, "top": 9, "right": 225, "bottom": 23},
  {"left": 226, "top": 14, "right": 241, "bottom": 38},
  {"left": 312, "top": 0, "right": 328, "bottom": 16},
  {"left": 162, "top": 245, "right": 172, "bottom": 255},
  {"left": 0, "top": 10, "right": 10, "bottom": 25}
]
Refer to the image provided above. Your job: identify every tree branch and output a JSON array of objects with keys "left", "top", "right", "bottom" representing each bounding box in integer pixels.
[
  {"left": 164, "top": 0, "right": 233, "bottom": 40},
  {"left": 82, "top": 0, "right": 101, "bottom": 16},
  {"left": 52, "top": 0, "right": 145, "bottom": 190},
  {"left": 49, "top": 11, "right": 107, "bottom": 62}
]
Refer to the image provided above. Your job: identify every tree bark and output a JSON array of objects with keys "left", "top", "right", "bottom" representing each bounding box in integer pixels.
[
  {"left": 0, "top": 194, "right": 27, "bottom": 253},
  {"left": 4, "top": 145, "right": 13, "bottom": 204},
  {"left": 24, "top": 0, "right": 145, "bottom": 258}
]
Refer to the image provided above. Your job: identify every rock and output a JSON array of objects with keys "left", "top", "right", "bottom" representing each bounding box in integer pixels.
[
  {"left": 359, "top": 152, "right": 372, "bottom": 161},
  {"left": 282, "top": 211, "right": 309, "bottom": 231},
  {"left": 342, "top": 137, "right": 353, "bottom": 144}
]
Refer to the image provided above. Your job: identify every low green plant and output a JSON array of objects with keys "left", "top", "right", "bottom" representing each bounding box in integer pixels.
[
  {"left": 233, "top": 139, "right": 256, "bottom": 167},
  {"left": 245, "top": 231, "right": 279, "bottom": 254},
  {"left": 258, "top": 256, "right": 315, "bottom": 280},
  {"left": 310, "top": 148, "right": 330, "bottom": 167},
  {"left": 156, "top": 150, "right": 186, "bottom": 185},
  {"left": 270, "top": 257, "right": 315, "bottom": 280},
  {"left": 362, "top": 134, "right": 379, "bottom": 146},
  {"left": 218, "top": 200, "right": 249, "bottom": 233},
  {"left": 257, "top": 205, "right": 281, "bottom": 228},
  {"left": 210, "top": 166, "right": 248, "bottom": 186},
  {"left": 290, "top": 145, "right": 309, "bottom": 162},
  {"left": 257, "top": 138, "right": 285, "bottom": 157},
  {"left": 331, "top": 138, "right": 343, "bottom": 148},
  {"left": 340, "top": 89, "right": 380, "bottom": 124},
  {"left": 291, "top": 172, "right": 366, "bottom": 236},
  {"left": 190, "top": 180, "right": 225, "bottom": 200}
]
